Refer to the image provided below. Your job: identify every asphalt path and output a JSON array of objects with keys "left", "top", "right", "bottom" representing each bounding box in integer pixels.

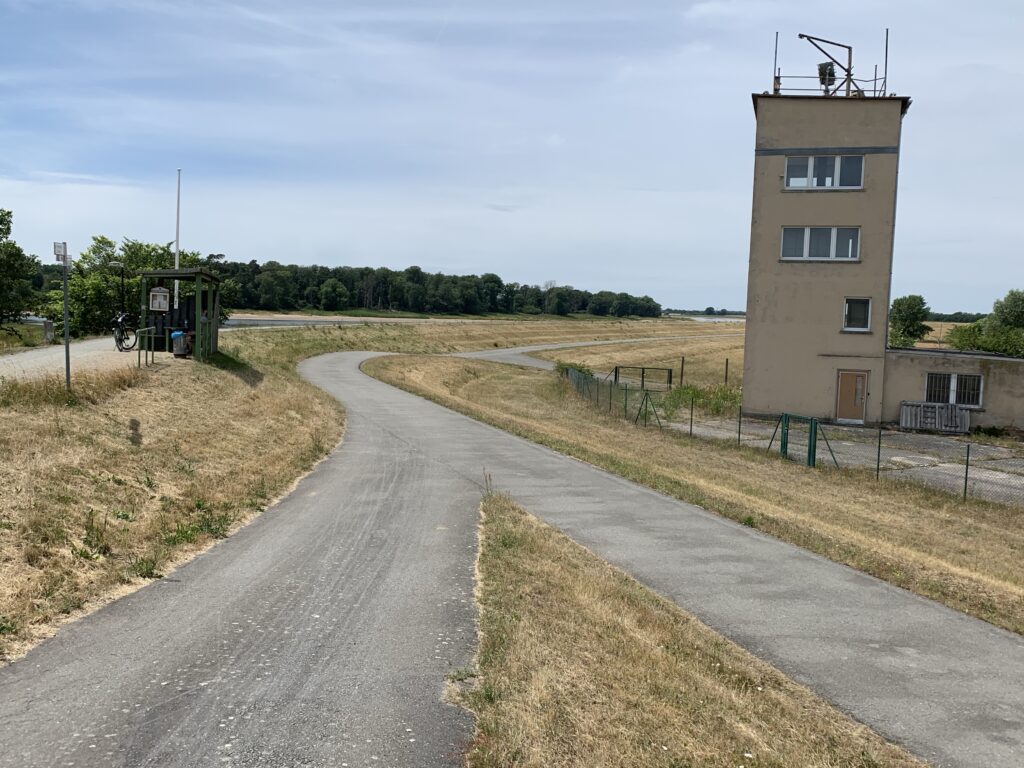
[{"left": 2, "top": 346, "right": 1023, "bottom": 768}]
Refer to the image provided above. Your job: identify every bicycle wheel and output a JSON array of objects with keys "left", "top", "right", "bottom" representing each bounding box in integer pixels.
[
  {"left": 113, "top": 327, "right": 125, "bottom": 351},
  {"left": 120, "top": 326, "right": 137, "bottom": 351}
]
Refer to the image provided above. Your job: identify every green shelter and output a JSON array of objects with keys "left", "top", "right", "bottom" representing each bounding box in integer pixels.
[{"left": 139, "top": 268, "right": 221, "bottom": 362}]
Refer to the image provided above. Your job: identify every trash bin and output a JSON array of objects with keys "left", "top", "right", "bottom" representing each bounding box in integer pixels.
[{"left": 171, "top": 330, "right": 188, "bottom": 357}]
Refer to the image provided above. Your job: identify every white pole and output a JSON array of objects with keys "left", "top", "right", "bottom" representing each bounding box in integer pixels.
[{"left": 174, "top": 168, "right": 181, "bottom": 310}]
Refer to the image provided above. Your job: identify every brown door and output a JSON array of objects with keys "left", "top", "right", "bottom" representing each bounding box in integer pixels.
[{"left": 836, "top": 370, "right": 868, "bottom": 422}]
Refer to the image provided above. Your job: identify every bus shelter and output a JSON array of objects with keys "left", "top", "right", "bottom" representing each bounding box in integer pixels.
[{"left": 139, "top": 268, "right": 221, "bottom": 362}]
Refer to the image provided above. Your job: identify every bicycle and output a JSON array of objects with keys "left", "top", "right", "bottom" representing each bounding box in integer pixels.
[{"left": 112, "top": 312, "right": 138, "bottom": 352}]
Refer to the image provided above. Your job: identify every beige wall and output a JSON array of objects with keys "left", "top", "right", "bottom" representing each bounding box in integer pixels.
[
  {"left": 883, "top": 350, "right": 1024, "bottom": 428},
  {"left": 742, "top": 95, "right": 908, "bottom": 422}
]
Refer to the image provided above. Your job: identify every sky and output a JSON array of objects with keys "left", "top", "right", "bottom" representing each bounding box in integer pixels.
[{"left": 0, "top": 1, "right": 1020, "bottom": 312}]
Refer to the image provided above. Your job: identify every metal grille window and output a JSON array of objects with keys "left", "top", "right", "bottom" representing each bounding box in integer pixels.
[
  {"left": 926, "top": 373, "right": 951, "bottom": 404},
  {"left": 926, "top": 373, "right": 983, "bottom": 407},
  {"left": 956, "top": 374, "right": 982, "bottom": 406},
  {"left": 785, "top": 155, "right": 864, "bottom": 189},
  {"left": 843, "top": 298, "right": 871, "bottom": 331},
  {"left": 781, "top": 227, "right": 860, "bottom": 260}
]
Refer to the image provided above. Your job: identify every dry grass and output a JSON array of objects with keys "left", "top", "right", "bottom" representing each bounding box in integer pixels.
[
  {"left": 462, "top": 493, "right": 922, "bottom": 768},
  {"left": 0, "top": 355, "right": 341, "bottom": 660},
  {"left": 532, "top": 327, "right": 744, "bottom": 387},
  {"left": 0, "top": 317, "right": 691, "bottom": 661},
  {"left": 365, "top": 355, "right": 1024, "bottom": 635},
  {"left": 0, "top": 324, "right": 45, "bottom": 355},
  {"left": 915, "top": 322, "right": 966, "bottom": 350}
]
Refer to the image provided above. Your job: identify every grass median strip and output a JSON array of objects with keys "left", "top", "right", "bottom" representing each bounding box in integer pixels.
[
  {"left": 363, "top": 355, "right": 1024, "bottom": 636},
  {"left": 460, "top": 493, "right": 922, "bottom": 768}
]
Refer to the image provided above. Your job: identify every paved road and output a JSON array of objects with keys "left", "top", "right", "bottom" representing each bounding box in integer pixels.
[{"left": 3, "top": 348, "right": 1024, "bottom": 768}]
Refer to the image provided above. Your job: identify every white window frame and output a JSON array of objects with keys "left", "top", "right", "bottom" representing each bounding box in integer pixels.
[
  {"left": 785, "top": 154, "right": 864, "bottom": 190},
  {"left": 780, "top": 226, "right": 861, "bottom": 261},
  {"left": 843, "top": 297, "right": 872, "bottom": 332},
  {"left": 926, "top": 372, "right": 984, "bottom": 408}
]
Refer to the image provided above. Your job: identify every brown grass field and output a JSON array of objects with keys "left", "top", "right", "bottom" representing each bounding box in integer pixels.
[
  {"left": 531, "top": 324, "right": 744, "bottom": 387},
  {"left": 460, "top": 493, "right": 922, "bottom": 768},
  {"left": 364, "top": 354, "right": 1024, "bottom": 636},
  {"left": 0, "top": 318, "right": 698, "bottom": 660}
]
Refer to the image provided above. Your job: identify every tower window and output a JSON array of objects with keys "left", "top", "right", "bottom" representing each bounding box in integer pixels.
[
  {"left": 781, "top": 227, "right": 860, "bottom": 260},
  {"left": 843, "top": 298, "right": 871, "bottom": 331},
  {"left": 785, "top": 155, "right": 864, "bottom": 189}
]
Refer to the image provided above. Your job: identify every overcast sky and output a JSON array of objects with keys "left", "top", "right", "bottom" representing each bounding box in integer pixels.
[{"left": 1, "top": 1, "right": 1019, "bottom": 312}]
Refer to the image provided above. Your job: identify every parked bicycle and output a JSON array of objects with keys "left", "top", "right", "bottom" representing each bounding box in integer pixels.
[{"left": 112, "top": 311, "right": 137, "bottom": 352}]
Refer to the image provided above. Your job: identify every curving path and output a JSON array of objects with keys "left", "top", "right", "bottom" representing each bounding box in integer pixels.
[{"left": 0, "top": 350, "right": 1022, "bottom": 768}]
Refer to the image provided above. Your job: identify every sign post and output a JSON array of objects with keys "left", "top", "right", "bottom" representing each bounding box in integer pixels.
[{"left": 54, "top": 241, "right": 70, "bottom": 393}]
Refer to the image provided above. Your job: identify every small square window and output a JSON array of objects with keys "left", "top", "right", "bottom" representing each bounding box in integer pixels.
[
  {"left": 785, "top": 157, "right": 809, "bottom": 187},
  {"left": 844, "top": 298, "right": 871, "bottom": 331},
  {"left": 835, "top": 228, "right": 859, "bottom": 259},
  {"left": 781, "top": 228, "right": 805, "bottom": 259},
  {"left": 839, "top": 156, "right": 864, "bottom": 187}
]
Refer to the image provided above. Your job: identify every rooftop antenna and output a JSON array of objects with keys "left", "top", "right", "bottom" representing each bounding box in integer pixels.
[
  {"left": 772, "top": 31, "right": 780, "bottom": 94},
  {"left": 798, "top": 33, "right": 860, "bottom": 96},
  {"left": 883, "top": 28, "right": 889, "bottom": 94}
]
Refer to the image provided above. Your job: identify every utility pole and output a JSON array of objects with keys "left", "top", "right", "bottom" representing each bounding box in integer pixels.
[
  {"left": 174, "top": 168, "right": 181, "bottom": 310},
  {"left": 54, "top": 241, "right": 70, "bottom": 393}
]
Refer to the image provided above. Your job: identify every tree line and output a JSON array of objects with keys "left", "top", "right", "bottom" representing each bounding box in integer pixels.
[
  {"left": 0, "top": 212, "right": 663, "bottom": 336},
  {"left": 207, "top": 255, "right": 661, "bottom": 318}
]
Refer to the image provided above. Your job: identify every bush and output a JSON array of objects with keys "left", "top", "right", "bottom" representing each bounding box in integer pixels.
[
  {"left": 662, "top": 383, "right": 742, "bottom": 417},
  {"left": 554, "top": 360, "right": 594, "bottom": 377}
]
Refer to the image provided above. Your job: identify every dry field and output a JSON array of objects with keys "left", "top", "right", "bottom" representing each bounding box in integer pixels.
[
  {"left": 0, "top": 318, "right": 693, "bottom": 660},
  {"left": 914, "top": 322, "right": 966, "bottom": 351},
  {"left": 531, "top": 325, "right": 744, "bottom": 387},
  {"left": 460, "top": 493, "right": 922, "bottom": 768},
  {"left": 365, "top": 355, "right": 1024, "bottom": 635}
]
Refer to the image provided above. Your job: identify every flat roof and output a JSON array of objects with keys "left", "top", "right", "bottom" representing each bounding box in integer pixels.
[
  {"left": 887, "top": 347, "right": 1024, "bottom": 363},
  {"left": 140, "top": 268, "right": 221, "bottom": 283},
  {"left": 751, "top": 93, "right": 912, "bottom": 116}
]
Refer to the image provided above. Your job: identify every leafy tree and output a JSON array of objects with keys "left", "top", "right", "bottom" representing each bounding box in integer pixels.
[
  {"left": 545, "top": 288, "right": 570, "bottom": 316},
  {"left": 587, "top": 291, "right": 615, "bottom": 316},
  {"left": 0, "top": 210, "right": 40, "bottom": 335},
  {"left": 319, "top": 279, "right": 349, "bottom": 311},
  {"left": 704, "top": 306, "right": 716, "bottom": 315},
  {"left": 41, "top": 236, "right": 198, "bottom": 335},
  {"left": 947, "top": 288, "right": 1024, "bottom": 357},
  {"left": 990, "top": 289, "right": 1024, "bottom": 329},
  {"left": 888, "top": 294, "right": 932, "bottom": 347}
]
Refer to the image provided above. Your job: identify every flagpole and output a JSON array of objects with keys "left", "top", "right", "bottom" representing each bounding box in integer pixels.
[{"left": 174, "top": 168, "right": 181, "bottom": 310}]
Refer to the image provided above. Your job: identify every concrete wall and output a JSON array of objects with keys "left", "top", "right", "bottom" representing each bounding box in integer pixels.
[
  {"left": 883, "top": 350, "right": 1024, "bottom": 428},
  {"left": 742, "top": 95, "right": 909, "bottom": 422}
]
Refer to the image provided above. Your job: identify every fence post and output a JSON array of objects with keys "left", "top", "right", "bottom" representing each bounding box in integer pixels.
[
  {"left": 725, "top": 358, "right": 729, "bottom": 385},
  {"left": 608, "top": 380, "right": 612, "bottom": 414},
  {"left": 963, "top": 443, "right": 971, "bottom": 501},
  {"left": 807, "top": 418, "right": 818, "bottom": 467},
  {"left": 689, "top": 395, "right": 694, "bottom": 436},
  {"left": 875, "top": 426, "right": 882, "bottom": 480},
  {"left": 680, "top": 355, "right": 685, "bottom": 387},
  {"left": 737, "top": 408, "right": 742, "bottom": 447},
  {"left": 780, "top": 413, "right": 789, "bottom": 459}
]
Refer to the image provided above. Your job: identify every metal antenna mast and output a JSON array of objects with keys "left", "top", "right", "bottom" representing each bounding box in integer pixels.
[{"left": 798, "top": 33, "right": 858, "bottom": 96}]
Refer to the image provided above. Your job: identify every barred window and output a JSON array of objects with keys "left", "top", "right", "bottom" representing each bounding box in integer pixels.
[
  {"left": 926, "top": 373, "right": 951, "bottom": 404},
  {"left": 956, "top": 374, "right": 982, "bottom": 406},
  {"left": 925, "top": 372, "right": 983, "bottom": 407}
]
